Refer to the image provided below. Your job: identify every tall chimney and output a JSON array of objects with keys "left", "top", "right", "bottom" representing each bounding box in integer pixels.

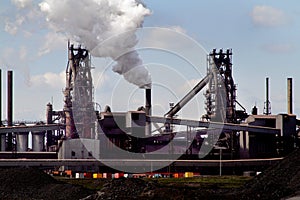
[
  {"left": 0, "top": 69, "right": 2, "bottom": 126},
  {"left": 7, "top": 71, "right": 13, "bottom": 151},
  {"left": 264, "top": 77, "right": 271, "bottom": 115},
  {"left": 46, "top": 103, "right": 53, "bottom": 149},
  {"left": 0, "top": 69, "right": 4, "bottom": 151},
  {"left": 287, "top": 78, "right": 293, "bottom": 114},
  {"left": 145, "top": 88, "right": 151, "bottom": 136}
]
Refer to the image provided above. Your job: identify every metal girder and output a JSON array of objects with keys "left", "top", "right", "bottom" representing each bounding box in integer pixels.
[
  {"left": 0, "top": 158, "right": 283, "bottom": 167},
  {"left": 165, "top": 74, "right": 211, "bottom": 118},
  {"left": 147, "top": 116, "right": 280, "bottom": 134},
  {"left": 0, "top": 124, "right": 64, "bottom": 134}
]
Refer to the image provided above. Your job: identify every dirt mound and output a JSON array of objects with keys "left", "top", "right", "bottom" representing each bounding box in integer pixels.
[
  {"left": 235, "top": 148, "right": 300, "bottom": 200},
  {"left": 1, "top": 147, "right": 300, "bottom": 200},
  {"left": 83, "top": 178, "right": 157, "bottom": 200},
  {"left": 0, "top": 167, "right": 94, "bottom": 200}
]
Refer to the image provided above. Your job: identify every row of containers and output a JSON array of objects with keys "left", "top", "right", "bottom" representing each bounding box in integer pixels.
[
  {"left": 0, "top": 124, "right": 46, "bottom": 152},
  {"left": 52, "top": 170, "right": 199, "bottom": 179}
]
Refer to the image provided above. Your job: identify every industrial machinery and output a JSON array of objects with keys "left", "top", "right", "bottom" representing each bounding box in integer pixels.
[
  {"left": 63, "top": 43, "right": 95, "bottom": 139},
  {"left": 53, "top": 46, "right": 297, "bottom": 161},
  {"left": 0, "top": 45, "right": 298, "bottom": 170}
]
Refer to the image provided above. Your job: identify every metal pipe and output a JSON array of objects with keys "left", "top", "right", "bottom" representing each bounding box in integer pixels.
[
  {"left": 7, "top": 71, "right": 13, "bottom": 151},
  {"left": 165, "top": 74, "right": 210, "bottom": 118},
  {"left": 145, "top": 88, "right": 151, "bottom": 136},
  {"left": 287, "top": 78, "right": 293, "bottom": 114}
]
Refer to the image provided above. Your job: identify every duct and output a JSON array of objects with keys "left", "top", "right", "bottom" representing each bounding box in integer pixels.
[{"left": 165, "top": 74, "right": 210, "bottom": 118}]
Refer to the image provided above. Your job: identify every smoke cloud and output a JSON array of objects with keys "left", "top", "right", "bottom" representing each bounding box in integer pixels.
[{"left": 39, "top": 0, "right": 151, "bottom": 88}]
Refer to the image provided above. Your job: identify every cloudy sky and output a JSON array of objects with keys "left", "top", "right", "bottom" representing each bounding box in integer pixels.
[{"left": 0, "top": 0, "right": 299, "bottom": 121}]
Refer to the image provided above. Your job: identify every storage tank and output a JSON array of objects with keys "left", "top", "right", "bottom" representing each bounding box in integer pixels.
[
  {"left": 32, "top": 132, "right": 45, "bottom": 152},
  {"left": 32, "top": 122, "right": 45, "bottom": 152},
  {"left": 16, "top": 123, "right": 28, "bottom": 152}
]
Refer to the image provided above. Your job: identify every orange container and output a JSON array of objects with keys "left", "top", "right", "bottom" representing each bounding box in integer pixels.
[{"left": 65, "top": 170, "right": 72, "bottom": 176}]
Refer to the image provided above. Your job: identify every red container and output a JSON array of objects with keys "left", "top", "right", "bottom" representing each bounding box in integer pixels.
[{"left": 84, "top": 172, "right": 92, "bottom": 179}]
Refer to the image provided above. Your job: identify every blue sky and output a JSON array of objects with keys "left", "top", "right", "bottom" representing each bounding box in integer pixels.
[{"left": 0, "top": 0, "right": 299, "bottom": 121}]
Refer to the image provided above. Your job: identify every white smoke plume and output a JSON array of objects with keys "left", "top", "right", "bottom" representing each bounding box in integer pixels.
[{"left": 39, "top": 0, "right": 151, "bottom": 88}]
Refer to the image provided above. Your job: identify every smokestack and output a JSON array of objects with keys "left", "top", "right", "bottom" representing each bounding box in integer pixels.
[
  {"left": 7, "top": 70, "right": 13, "bottom": 151},
  {"left": 0, "top": 70, "right": 4, "bottom": 151},
  {"left": 0, "top": 69, "right": 2, "bottom": 126},
  {"left": 46, "top": 103, "right": 53, "bottom": 149},
  {"left": 287, "top": 78, "right": 293, "bottom": 114},
  {"left": 145, "top": 88, "right": 151, "bottom": 136},
  {"left": 264, "top": 77, "right": 271, "bottom": 115},
  {"left": 7, "top": 71, "right": 12, "bottom": 126}
]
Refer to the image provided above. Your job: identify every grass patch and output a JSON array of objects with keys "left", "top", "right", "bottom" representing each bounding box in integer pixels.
[
  {"left": 55, "top": 176, "right": 253, "bottom": 191},
  {"left": 54, "top": 177, "right": 107, "bottom": 191},
  {"left": 149, "top": 176, "right": 252, "bottom": 189}
]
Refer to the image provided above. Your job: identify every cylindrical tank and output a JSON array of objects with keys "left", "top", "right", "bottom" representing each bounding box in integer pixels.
[
  {"left": 16, "top": 123, "right": 28, "bottom": 152},
  {"left": 32, "top": 132, "right": 45, "bottom": 152},
  {"left": 32, "top": 122, "right": 45, "bottom": 152},
  {"left": 16, "top": 133, "right": 28, "bottom": 152}
]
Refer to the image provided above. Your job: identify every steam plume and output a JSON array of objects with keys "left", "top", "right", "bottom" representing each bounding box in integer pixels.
[{"left": 39, "top": 0, "right": 151, "bottom": 88}]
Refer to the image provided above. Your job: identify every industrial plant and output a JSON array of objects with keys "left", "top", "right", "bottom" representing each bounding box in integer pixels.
[{"left": 0, "top": 44, "right": 299, "bottom": 176}]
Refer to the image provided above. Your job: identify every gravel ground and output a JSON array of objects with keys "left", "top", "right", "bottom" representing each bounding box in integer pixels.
[
  {"left": 83, "top": 148, "right": 300, "bottom": 200},
  {"left": 232, "top": 148, "right": 300, "bottom": 200},
  {"left": 0, "top": 168, "right": 94, "bottom": 200},
  {"left": 1, "top": 149, "right": 300, "bottom": 200}
]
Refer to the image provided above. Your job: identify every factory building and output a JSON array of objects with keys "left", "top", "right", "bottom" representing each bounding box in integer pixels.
[
  {"left": 0, "top": 45, "right": 299, "bottom": 175},
  {"left": 240, "top": 114, "right": 297, "bottom": 158}
]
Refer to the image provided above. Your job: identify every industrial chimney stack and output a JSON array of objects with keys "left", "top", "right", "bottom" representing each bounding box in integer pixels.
[
  {"left": 7, "top": 70, "right": 13, "bottom": 151},
  {"left": 145, "top": 88, "right": 151, "bottom": 136},
  {"left": 287, "top": 78, "right": 293, "bottom": 114},
  {"left": 264, "top": 77, "right": 271, "bottom": 115}
]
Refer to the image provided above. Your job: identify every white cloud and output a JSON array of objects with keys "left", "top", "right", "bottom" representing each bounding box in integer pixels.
[
  {"left": 4, "top": 15, "right": 25, "bottom": 35},
  {"left": 38, "top": 32, "right": 67, "bottom": 56},
  {"left": 5, "top": 1, "right": 42, "bottom": 36},
  {"left": 30, "top": 71, "right": 65, "bottom": 89},
  {"left": 11, "top": 0, "right": 33, "bottom": 9},
  {"left": 4, "top": 20, "right": 18, "bottom": 35},
  {"left": 251, "top": 5, "right": 289, "bottom": 27}
]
